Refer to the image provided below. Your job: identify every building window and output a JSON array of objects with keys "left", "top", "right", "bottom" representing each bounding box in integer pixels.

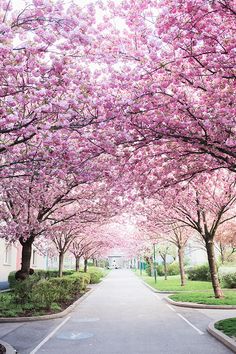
[
  {"left": 4, "top": 244, "right": 11, "bottom": 265},
  {"left": 32, "top": 250, "right": 37, "bottom": 266}
]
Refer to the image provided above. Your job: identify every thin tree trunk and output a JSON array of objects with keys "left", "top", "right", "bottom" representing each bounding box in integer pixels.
[
  {"left": 178, "top": 246, "right": 186, "bottom": 286},
  {"left": 19, "top": 236, "right": 34, "bottom": 275},
  {"left": 84, "top": 259, "right": 88, "bottom": 273},
  {"left": 205, "top": 239, "right": 224, "bottom": 298},
  {"left": 58, "top": 252, "right": 64, "bottom": 277},
  {"left": 164, "top": 256, "right": 167, "bottom": 280},
  {"left": 219, "top": 243, "right": 225, "bottom": 264},
  {"left": 76, "top": 256, "right": 80, "bottom": 271}
]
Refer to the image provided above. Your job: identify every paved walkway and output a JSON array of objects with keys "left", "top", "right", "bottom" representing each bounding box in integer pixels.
[{"left": 1, "top": 270, "right": 235, "bottom": 353}]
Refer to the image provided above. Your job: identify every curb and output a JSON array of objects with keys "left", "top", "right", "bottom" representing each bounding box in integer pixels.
[
  {"left": 0, "top": 340, "right": 17, "bottom": 354},
  {"left": 0, "top": 286, "right": 97, "bottom": 323},
  {"left": 208, "top": 320, "right": 236, "bottom": 353},
  {"left": 165, "top": 296, "right": 236, "bottom": 310}
]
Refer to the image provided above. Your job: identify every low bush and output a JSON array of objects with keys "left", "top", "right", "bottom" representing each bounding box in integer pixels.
[
  {"left": 186, "top": 264, "right": 211, "bottom": 281},
  {"left": 145, "top": 265, "right": 152, "bottom": 276},
  {"left": 8, "top": 269, "right": 77, "bottom": 289},
  {"left": 167, "top": 263, "right": 180, "bottom": 276},
  {"left": 5, "top": 271, "right": 91, "bottom": 313},
  {"left": 12, "top": 277, "right": 36, "bottom": 304},
  {"left": 221, "top": 273, "right": 236, "bottom": 288},
  {"left": 87, "top": 267, "right": 104, "bottom": 284}
]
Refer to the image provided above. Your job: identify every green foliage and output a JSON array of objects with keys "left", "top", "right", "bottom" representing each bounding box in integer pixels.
[
  {"left": 148, "top": 263, "right": 180, "bottom": 277},
  {"left": 221, "top": 273, "right": 236, "bottom": 288},
  {"left": 87, "top": 267, "right": 104, "bottom": 284},
  {"left": 3, "top": 271, "right": 90, "bottom": 315},
  {"left": 8, "top": 269, "right": 76, "bottom": 289},
  {"left": 167, "top": 263, "right": 180, "bottom": 276},
  {"left": 32, "top": 279, "right": 59, "bottom": 309},
  {"left": 186, "top": 264, "right": 211, "bottom": 281},
  {"left": 12, "top": 277, "right": 36, "bottom": 304},
  {"left": 145, "top": 265, "right": 151, "bottom": 276}
]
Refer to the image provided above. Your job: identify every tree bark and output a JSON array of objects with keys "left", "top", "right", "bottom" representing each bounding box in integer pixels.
[
  {"left": 75, "top": 256, "right": 80, "bottom": 271},
  {"left": 19, "top": 236, "right": 34, "bottom": 275},
  {"left": 164, "top": 255, "right": 167, "bottom": 280},
  {"left": 219, "top": 243, "right": 225, "bottom": 264},
  {"left": 205, "top": 239, "right": 224, "bottom": 298},
  {"left": 178, "top": 246, "right": 186, "bottom": 286},
  {"left": 58, "top": 252, "right": 64, "bottom": 277},
  {"left": 84, "top": 258, "right": 88, "bottom": 273}
]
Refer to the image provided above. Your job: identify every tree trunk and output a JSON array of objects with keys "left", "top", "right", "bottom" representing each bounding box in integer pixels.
[
  {"left": 178, "top": 246, "right": 186, "bottom": 286},
  {"left": 219, "top": 243, "right": 225, "bottom": 264},
  {"left": 84, "top": 259, "right": 88, "bottom": 273},
  {"left": 58, "top": 252, "right": 64, "bottom": 277},
  {"left": 76, "top": 256, "right": 80, "bottom": 271},
  {"left": 164, "top": 256, "right": 167, "bottom": 280},
  {"left": 19, "top": 236, "right": 34, "bottom": 275},
  {"left": 205, "top": 239, "right": 224, "bottom": 298}
]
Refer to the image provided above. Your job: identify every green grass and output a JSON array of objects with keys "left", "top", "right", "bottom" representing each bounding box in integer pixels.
[
  {"left": 136, "top": 271, "right": 213, "bottom": 291},
  {"left": 215, "top": 318, "right": 236, "bottom": 337},
  {"left": 170, "top": 291, "right": 236, "bottom": 305}
]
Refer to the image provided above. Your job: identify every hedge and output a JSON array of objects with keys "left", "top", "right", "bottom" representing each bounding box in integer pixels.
[
  {"left": 87, "top": 267, "right": 104, "bottom": 284},
  {"left": 186, "top": 264, "right": 211, "bottom": 281},
  {"left": 8, "top": 269, "right": 74, "bottom": 289},
  {"left": 221, "top": 273, "right": 236, "bottom": 288}
]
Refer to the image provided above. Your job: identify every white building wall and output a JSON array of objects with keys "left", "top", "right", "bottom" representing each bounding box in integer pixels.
[{"left": 0, "top": 239, "right": 17, "bottom": 286}]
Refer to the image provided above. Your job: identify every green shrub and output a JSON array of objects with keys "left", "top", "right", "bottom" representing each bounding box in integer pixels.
[
  {"left": 12, "top": 277, "right": 36, "bottom": 304},
  {"left": 8, "top": 271, "right": 17, "bottom": 288},
  {"left": 145, "top": 265, "right": 151, "bottom": 276},
  {"left": 167, "top": 263, "right": 180, "bottom": 276},
  {"left": 187, "top": 264, "right": 211, "bottom": 281},
  {"left": 88, "top": 268, "right": 104, "bottom": 284},
  {"left": 221, "top": 273, "right": 236, "bottom": 288},
  {"left": 8, "top": 269, "right": 77, "bottom": 289},
  {"left": 32, "top": 279, "right": 60, "bottom": 309}
]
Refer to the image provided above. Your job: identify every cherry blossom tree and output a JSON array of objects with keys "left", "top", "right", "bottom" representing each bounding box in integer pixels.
[
  {"left": 215, "top": 222, "right": 236, "bottom": 264},
  {"left": 159, "top": 171, "right": 236, "bottom": 298},
  {"left": 0, "top": 0, "right": 103, "bottom": 179},
  {"left": 92, "top": 0, "right": 236, "bottom": 188}
]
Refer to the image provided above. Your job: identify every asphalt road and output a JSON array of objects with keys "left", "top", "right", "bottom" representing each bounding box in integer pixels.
[{"left": 1, "top": 270, "right": 235, "bottom": 354}]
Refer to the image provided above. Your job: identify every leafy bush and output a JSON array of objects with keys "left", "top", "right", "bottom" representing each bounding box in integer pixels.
[
  {"left": 145, "top": 265, "right": 151, "bottom": 276},
  {"left": 187, "top": 264, "right": 211, "bottom": 281},
  {"left": 12, "top": 277, "right": 36, "bottom": 304},
  {"left": 8, "top": 269, "right": 77, "bottom": 289},
  {"left": 156, "top": 265, "right": 164, "bottom": 276},
  {"left": 87, "top": 267, "right": 104, "bottom": 284},
  {"left": 221, "top": 273, "right": 236, "bottom": 288},
  {"left": 167, "top": 263, "right": 180, "bottom": 276}
]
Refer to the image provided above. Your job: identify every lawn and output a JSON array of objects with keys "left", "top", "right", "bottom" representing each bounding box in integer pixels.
[
  {"left": 215, "top": 318, "right": 236, "bottom": 337},
  {"left": 169, "top": 291, "right": 236, "bottom": 305},
  {"left": 135, "top": 271, "right": 213, "bottom": 291}
]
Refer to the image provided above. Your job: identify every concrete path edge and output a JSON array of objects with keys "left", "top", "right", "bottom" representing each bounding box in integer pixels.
[
  {"left": 207, "top": 320, "right": 236, "bottom": 353},
  {"left": 0, "top": 286, "right": 97, "bottom": 323},
  {"left": 0, "top": 339, "right": 17, "bottom": 354},
  {"left": 165, "top": 296, "right": 236, "bottom": 310}
]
